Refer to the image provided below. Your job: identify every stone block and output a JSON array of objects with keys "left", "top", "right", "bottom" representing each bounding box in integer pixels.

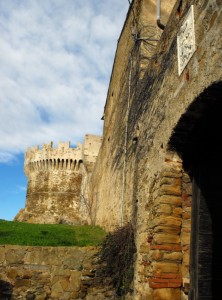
[
  {"left": 153, "top": 288, "right": 181, "bottom": 300},
  {"left": 139, "top": 244, "right": 150, "bottom": 253},
  {"left": 59, "top": 278, "right": 70, "bottom": 291},
  {"left": 183, "top": 211, "right": 191, "bottom": 219},
  {"left": 150, "top": 250, "right": 162, "bottom": 261},
  {"left": 67, "top": 270, "right": 81, "bottom": 291},
  {"left": 161, "top": 169, "right": 182, "bottom": 178},
  {"left": 182, "top": 252, "right": 190, "bottom": 267},
  {"left": 5, "top": 249, "right": 26, "bottom": 264},
  {"left": 70, "top": 290, "right": 80, "bottom": 299},
  {"left": 154, "top": 233, "right": 180, "bottom": 244},
  {"left": 156, "top": 195, "right": 182, "bottom": 205},
  {"left": 0, "top": 247, "right": 5, "bottom": 264},
  {"left": 181, "top": 232, "right": 191, "bottom": 246},
  {"left": 173, "top": 207, "right": 183, "bottom": 215},
  {"left": 160, "top": 184, "right": 182, "bottom": 196},
  {"left": 51, "top": 280, "right": 64, "bottom": 297},
  {"left": 152, "top": 216, "right": 182, "bottom": 228},
  {"left": 153, "top": 262, "right": 180, "bottom": 274},
  {"left": 160, "top": 177, "right": 182, "bottom": 187},
  {"left": 163, "top": 252, "right": 182, "bottom": 261},
  {"left": 154, "top": 225, "right": 181, "bottom": 234},
  {"left": 156, "top": 204, "right": 172, "bottom": 214},
  {"left": 14, "top": 278, "right": 31, "bottom": 288},
  {"left": 6, "top": 267, "right": 21, "bottom": 280}
]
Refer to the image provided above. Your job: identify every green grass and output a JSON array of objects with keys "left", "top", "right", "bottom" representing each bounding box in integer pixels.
[{"left": 0, "top": 219, "right": 107, "bottom": 247}]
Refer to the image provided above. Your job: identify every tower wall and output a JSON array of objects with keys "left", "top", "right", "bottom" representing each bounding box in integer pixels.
[
  {"left": 24, "top": 170, "right": 83, "bottom": 224},
  {"left": 15, "top": 135, "right": 102, "bottom": 224}
]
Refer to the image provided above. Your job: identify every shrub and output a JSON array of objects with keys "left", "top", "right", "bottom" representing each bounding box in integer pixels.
[{"left": 98, "top": 222, "right": 136, "bottom": 298}]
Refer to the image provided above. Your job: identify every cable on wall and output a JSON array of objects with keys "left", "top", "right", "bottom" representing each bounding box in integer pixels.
[{"left": 120, "top": 45, "right": 134, "bottom": 227}]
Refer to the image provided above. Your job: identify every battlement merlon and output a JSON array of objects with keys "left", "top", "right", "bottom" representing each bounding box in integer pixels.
[
  {"left": 83, "top": 134, "right": 103, "bottom": 172},
  {"left": 25, "top": 141, "right": 83, "bottom": 165},
  {"left": 58, "top": 141, "right": 70, "bottom": 150}
]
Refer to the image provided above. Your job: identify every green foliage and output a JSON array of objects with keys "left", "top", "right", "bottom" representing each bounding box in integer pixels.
[
  {"left": 98, "top": 222, "right": 136, "bottom": 298},
  {"left": 0, "top": 219, "right": 106, "bottom": 247}
]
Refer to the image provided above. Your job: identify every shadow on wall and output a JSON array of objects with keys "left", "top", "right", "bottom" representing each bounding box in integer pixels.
[{"left": 0, "top": 280, "right": 13, "bottom": 300}]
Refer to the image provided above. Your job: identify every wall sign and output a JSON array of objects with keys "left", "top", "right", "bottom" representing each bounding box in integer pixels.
[{"left": 177, "top": 5, "right": 196, "bottom": 76}]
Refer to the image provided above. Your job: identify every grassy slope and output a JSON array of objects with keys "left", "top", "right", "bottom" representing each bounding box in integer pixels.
[{"left": 0, "top": 220, "right": 107, "bottom": 247}]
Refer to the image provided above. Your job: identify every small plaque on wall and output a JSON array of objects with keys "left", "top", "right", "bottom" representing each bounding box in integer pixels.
[{"left": 177, "top": 5, "right": 196, "bottom": 76}]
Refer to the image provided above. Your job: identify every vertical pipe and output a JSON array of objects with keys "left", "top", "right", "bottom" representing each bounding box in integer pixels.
[
  {"left": 157, "top": 0, "right": 165, "bottom": 30},
  {"left": 157, "top": 0, "right": 161, "bottom": 20},
  {"left": 120, "top": 52, "right": 133, "bottom": 227}
]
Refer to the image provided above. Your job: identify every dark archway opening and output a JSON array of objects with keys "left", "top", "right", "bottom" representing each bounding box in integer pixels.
[{"left": 169, "top": 81, "right": 222, "bottom": 300}]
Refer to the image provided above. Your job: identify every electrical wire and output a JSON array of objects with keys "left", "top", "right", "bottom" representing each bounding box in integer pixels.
[{"left": 120, "top": 45, "right": 135, "bottom": 227}]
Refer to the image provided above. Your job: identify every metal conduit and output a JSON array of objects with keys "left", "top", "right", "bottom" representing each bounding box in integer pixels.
[
  {"left": 157, "top": 0, "right": 165, "bottom": 30},
  {"left": 120, "top": 51, "right": 133, "bottom": 227}
]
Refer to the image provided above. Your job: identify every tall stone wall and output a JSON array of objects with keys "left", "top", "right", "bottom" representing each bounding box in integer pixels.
[
  {"left": 89, "top": 0, "right": 222, "bottom": 299},
  {"left": 15, "top": 134, "right": 102, "bottom": 225},
  {"left": 9, "top": 0, "right": 222, "bottom": 298},
  {"left": 89, "top": 0, "right": 176, "bottom": 230}
]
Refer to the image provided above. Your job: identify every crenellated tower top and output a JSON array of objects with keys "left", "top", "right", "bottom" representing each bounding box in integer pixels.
[
  {"left": 24, "top": 134, "right": 102, "bottom": 176},
  {"left": 25, "top": 141, "right": 83, "bottom": 163}
]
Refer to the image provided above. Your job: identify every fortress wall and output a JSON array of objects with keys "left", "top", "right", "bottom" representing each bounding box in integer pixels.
[
  {"left": 26, "top": 157, "right": 83, "bottom": 173},
  {"left": 80, "top": 135, "right": 103, "bottom": 224},
  {"left": 89, "top": 0, "right": 222, "bottom": 298},
  {"left": 0, "top": 245, "right": 116, "bottom": 299},
  {"left": 16, "top": 135, "right": 102, "bottom": 225},
  {"left": 17, "top": 142, "right": 86, "bottom": 224},
  {"left": 90, "top": 0, "right": 176, "bottom": 231},
  {"left": 83, "top": 134, "right": 103, "bottom": 172},
  {"left": 25, "top": 141, "right": 83, "bottom": 163},
  {"left": 20, "top": 171, "right": 83, "bottom": 224}
]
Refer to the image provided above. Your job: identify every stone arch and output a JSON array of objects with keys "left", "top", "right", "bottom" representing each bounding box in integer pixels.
[
  {"left": 168, "top": 81, "right": 222, "bottom": 299},
  {"left": 70, "top": 159, "right": 74, "bottom": 170},
  {"left": 46, "top": 159, "right": 48, "bottom": 169},
  {"left": 78, "top": 159, "right": 83, "bottom": 171},
  {"left": 74, "top": 160, "right": 77, "bottom": 171}
]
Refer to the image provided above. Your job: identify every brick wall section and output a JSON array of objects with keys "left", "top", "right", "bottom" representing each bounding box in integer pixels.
[
  {"left": 137, "top": 151, "right": 192, "bottom": 300},
  {"left": 181, "top": 171, "right": 192, "bottom": 295},
  {"left": 138, "top": 152, "right": 183, "bottom": 299}
]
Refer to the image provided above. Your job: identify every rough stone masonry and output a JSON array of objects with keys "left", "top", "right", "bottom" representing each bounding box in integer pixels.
[{"left": 9, "top": 0, "right": 222, "bottom": 299}]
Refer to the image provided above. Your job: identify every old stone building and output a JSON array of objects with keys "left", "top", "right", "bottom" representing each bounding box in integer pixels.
[
  {"left": 10, "top": 0, "right": 222, "bottom": 299},
  {"left": 88, "top": 0, "right": 222, "bottom": 299},
  {"left": 15, "top": 134, "right": 102, "bottom": 224}
]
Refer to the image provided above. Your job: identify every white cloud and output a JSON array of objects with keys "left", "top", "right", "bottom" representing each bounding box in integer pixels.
[
  {"left": 17, "top": 185, "right": 27, "bottom": 192},
  {"left": 0, "top": 0, "right": 129, "bottom": 161},
  {"left": 0, "top": 152, "right": 16, "bottom": 163}
]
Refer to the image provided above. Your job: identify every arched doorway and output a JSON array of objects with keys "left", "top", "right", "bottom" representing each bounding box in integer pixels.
[{"left": 169, "top": 81, "right": 222, "bottom": 299}]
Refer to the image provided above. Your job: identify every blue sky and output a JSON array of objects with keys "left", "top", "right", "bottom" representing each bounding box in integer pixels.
[{"left": 0, "top": 0, "right": 129, "bottom": 220}]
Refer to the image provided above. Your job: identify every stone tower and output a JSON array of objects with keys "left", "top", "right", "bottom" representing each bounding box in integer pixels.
[{"left": 15, "top": 134, "right": 102, "bottom": 224}]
